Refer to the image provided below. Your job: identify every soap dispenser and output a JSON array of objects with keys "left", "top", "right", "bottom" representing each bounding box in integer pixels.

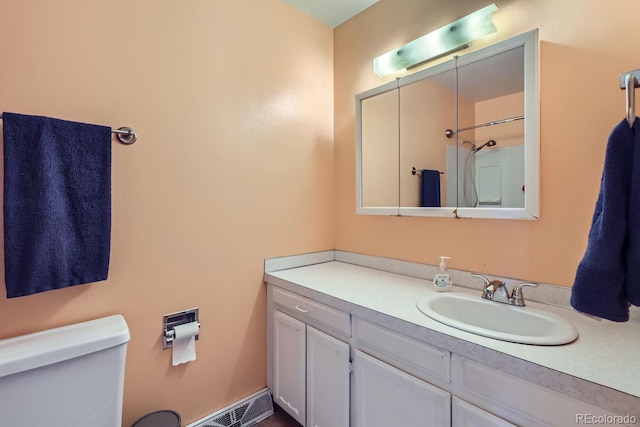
[{"left": 433, "top": 256, "right": 452, "bottom": 292}]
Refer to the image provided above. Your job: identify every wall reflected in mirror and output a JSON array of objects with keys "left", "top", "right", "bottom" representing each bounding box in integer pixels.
[
  {"left": 456, "top": 45, "right": 525, "bottom": 209},
  {"left": 400, "top": 68, "right": 456, "bottom": 208},
  {"left": 361, "top": 88, "right": 399, "bottom": 208}
]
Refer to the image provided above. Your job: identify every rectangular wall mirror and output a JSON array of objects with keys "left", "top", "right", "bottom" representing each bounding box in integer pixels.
[{"left": 356, "top": 30, "right": 539, "bottom": 220}]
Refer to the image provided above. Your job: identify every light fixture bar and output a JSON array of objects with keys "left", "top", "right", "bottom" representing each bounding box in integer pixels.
[{"left": 373, "top": 3, "right": 499, "bottom": 77}]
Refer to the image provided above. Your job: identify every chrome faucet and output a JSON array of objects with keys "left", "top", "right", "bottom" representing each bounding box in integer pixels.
[{"left": 471, "top": 274, "right": 538, "bottom": 307}]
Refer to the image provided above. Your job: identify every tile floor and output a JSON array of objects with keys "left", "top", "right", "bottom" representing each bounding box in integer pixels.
[{"left": 254, "top": 403, "right": 301, "bottom": 427}]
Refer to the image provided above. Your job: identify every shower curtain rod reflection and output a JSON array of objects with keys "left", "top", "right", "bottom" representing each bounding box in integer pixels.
[
  {"left": 0, "top": 114, "right": 137, "bottom": 145},
  {"left": 444, "top": 114, "right": 524, "bottom": 138}
]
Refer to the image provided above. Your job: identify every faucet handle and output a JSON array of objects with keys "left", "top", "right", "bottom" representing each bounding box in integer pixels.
[
  {"left": 511, "top": 282, "right": 538, "bottom": 306},
  {"left": 471, "top": 273, "right": 490, "bottom": 286}
]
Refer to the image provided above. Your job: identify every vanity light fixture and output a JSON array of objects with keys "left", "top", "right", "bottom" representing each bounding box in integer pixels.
[{"left": 373, "top": 3, "right": 499, "bottom": 77}]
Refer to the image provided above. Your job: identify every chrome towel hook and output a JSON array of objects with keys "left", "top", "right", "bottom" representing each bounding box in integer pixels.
[{"left": 621, "top": 70, "right": 639, "bottom": 127}]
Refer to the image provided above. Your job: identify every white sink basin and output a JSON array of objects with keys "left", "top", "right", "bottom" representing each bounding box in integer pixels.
[{"left": 416, "top": 292, "right": 578, "bottom": 345}]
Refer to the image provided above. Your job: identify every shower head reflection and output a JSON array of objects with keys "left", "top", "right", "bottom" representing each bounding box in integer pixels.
[{"left": 474, "top": 139, "right": 497, "bottom": 152}]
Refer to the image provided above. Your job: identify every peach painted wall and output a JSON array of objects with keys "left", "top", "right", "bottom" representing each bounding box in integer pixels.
[
  {"left": 335, "top": 0, "right": 640, "bottom": 286},
  {"left": 0, "top": 0, "right": 333, "bottom": 425},
  {"left": 476, "top": 92, "right": 525, "bottom": 148}
]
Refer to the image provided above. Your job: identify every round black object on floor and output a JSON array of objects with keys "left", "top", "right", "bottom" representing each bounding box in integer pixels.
[{"left": 131, "top": 410, "right": 181, "bottom": 427}]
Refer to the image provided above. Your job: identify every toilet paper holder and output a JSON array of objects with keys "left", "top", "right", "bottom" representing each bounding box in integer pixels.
[{"left": 162, "top": 307, "right": 200, "bottom": 350}]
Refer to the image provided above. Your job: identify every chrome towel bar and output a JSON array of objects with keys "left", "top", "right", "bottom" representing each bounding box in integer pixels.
[{"left": 0, "top": 113, "right": 137, "bottom": 144}]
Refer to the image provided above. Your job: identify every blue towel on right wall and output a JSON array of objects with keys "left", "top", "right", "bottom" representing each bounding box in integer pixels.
[
  {"left": 625, "top": 117, "right": 640, "bottom": 308},
  {"left": 571, "top": 118, "right": 640, "bottom": 321},
  {"left": 3, "top": 112, "right": 112, "bottom": 298}
]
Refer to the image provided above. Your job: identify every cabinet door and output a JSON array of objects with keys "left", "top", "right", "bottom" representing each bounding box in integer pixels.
[
  {"left": 452, "top": 397, "right": 516, "bottom": 427},
  {"left": 273, "top": 311, "right": 306, "bottom": 425},
  {"left": 306, "top": 326, "right": 350, "bottom": 427},
  {"left": 354, "top": 350, "right": 450, "bottom": 427}
]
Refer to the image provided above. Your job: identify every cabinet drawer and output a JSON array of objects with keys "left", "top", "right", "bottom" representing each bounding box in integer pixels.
[
  {"left": 353, "top": 318, "right": 450, "bottom": 384},
  {"left": 452, "top": 355, "right": 633, "bottom": 427},
  {"left": 452, "top": 397, "right": 516, "bottom": 427},
  {"left": 272, "top": 287, "right": 351, "bottom": 338}
]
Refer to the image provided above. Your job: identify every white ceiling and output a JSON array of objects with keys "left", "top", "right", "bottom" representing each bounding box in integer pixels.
[{"left": 281, "top": 0, "right": 379, "bottom": 28}]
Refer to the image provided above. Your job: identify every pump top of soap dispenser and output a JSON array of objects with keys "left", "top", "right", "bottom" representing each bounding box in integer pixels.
[{"left": 438, "top": 256, "right": 450, "bottom": 270}]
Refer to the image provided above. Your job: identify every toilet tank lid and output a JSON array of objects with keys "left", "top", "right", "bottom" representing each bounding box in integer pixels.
[{"left": 0, "top": 314, "right": 130, "bottom": 378}]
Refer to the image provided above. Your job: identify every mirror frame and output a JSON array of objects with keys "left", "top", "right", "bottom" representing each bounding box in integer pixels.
[
  {"left": 355, "top": 78, "right": 404, "bottom": 216},
  {"left": 356, "top": 29, "right": 539, "bottom": 220}
]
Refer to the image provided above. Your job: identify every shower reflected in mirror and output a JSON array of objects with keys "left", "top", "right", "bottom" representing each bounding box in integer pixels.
[{"left": 462, "top": 140, "right": 498, "bottom": 207}]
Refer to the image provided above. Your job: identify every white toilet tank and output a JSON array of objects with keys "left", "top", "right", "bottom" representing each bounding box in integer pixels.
[{"left": 0, "top": 315, "right": 130, "bottom": 427}]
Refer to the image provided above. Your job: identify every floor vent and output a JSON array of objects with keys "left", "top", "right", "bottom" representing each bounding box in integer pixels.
[{"left": 187, "top": 388, "right": 274, "bottom": 427}]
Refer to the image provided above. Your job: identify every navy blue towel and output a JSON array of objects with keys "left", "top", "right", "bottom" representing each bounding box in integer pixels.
[
  {"left": 420, "top": 169, "right": 441, "bottom": 207},
  {"left": 3, "top": 112, "right": 112, "bottom": 298},
  {"left": 571, "top": 119, "right": 639, "bottom": 321},
  {"left": 625, "top": 117, "right": 640, "bottom": 308}
]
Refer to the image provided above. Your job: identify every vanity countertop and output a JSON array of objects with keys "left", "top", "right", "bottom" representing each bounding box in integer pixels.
[{"left": 265, "top": 260, "right": 640, "bottom": 416}]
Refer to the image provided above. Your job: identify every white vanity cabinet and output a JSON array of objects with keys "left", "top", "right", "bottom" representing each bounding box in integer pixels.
[
  {"left": 354, "top": 350, "right": 450, "bottom": 427},
  {"left": 352, "top": 319, "right": 452, "bottom": 427},
  {"left": 450, "top": 355, "right": 635, "bottom": 427},
  {"left": 352, "top": 319, "right": 633, "bottom": 427},
  {"left": 306, "top": 325, "right": 350, "bottom": 427},
  {"left": 273, "top": 310, "right": 306, "bottom": 424},
  {"left": 267, "top": 279, "right": 637, "bottom": 427},
  {"left": 269, "top": 286, "right": 350, "bottom": 427}
]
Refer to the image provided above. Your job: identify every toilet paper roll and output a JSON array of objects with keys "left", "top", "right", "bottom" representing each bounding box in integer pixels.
[{"left": 172, "top": 322, "right": 199, "bottom": 366}]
